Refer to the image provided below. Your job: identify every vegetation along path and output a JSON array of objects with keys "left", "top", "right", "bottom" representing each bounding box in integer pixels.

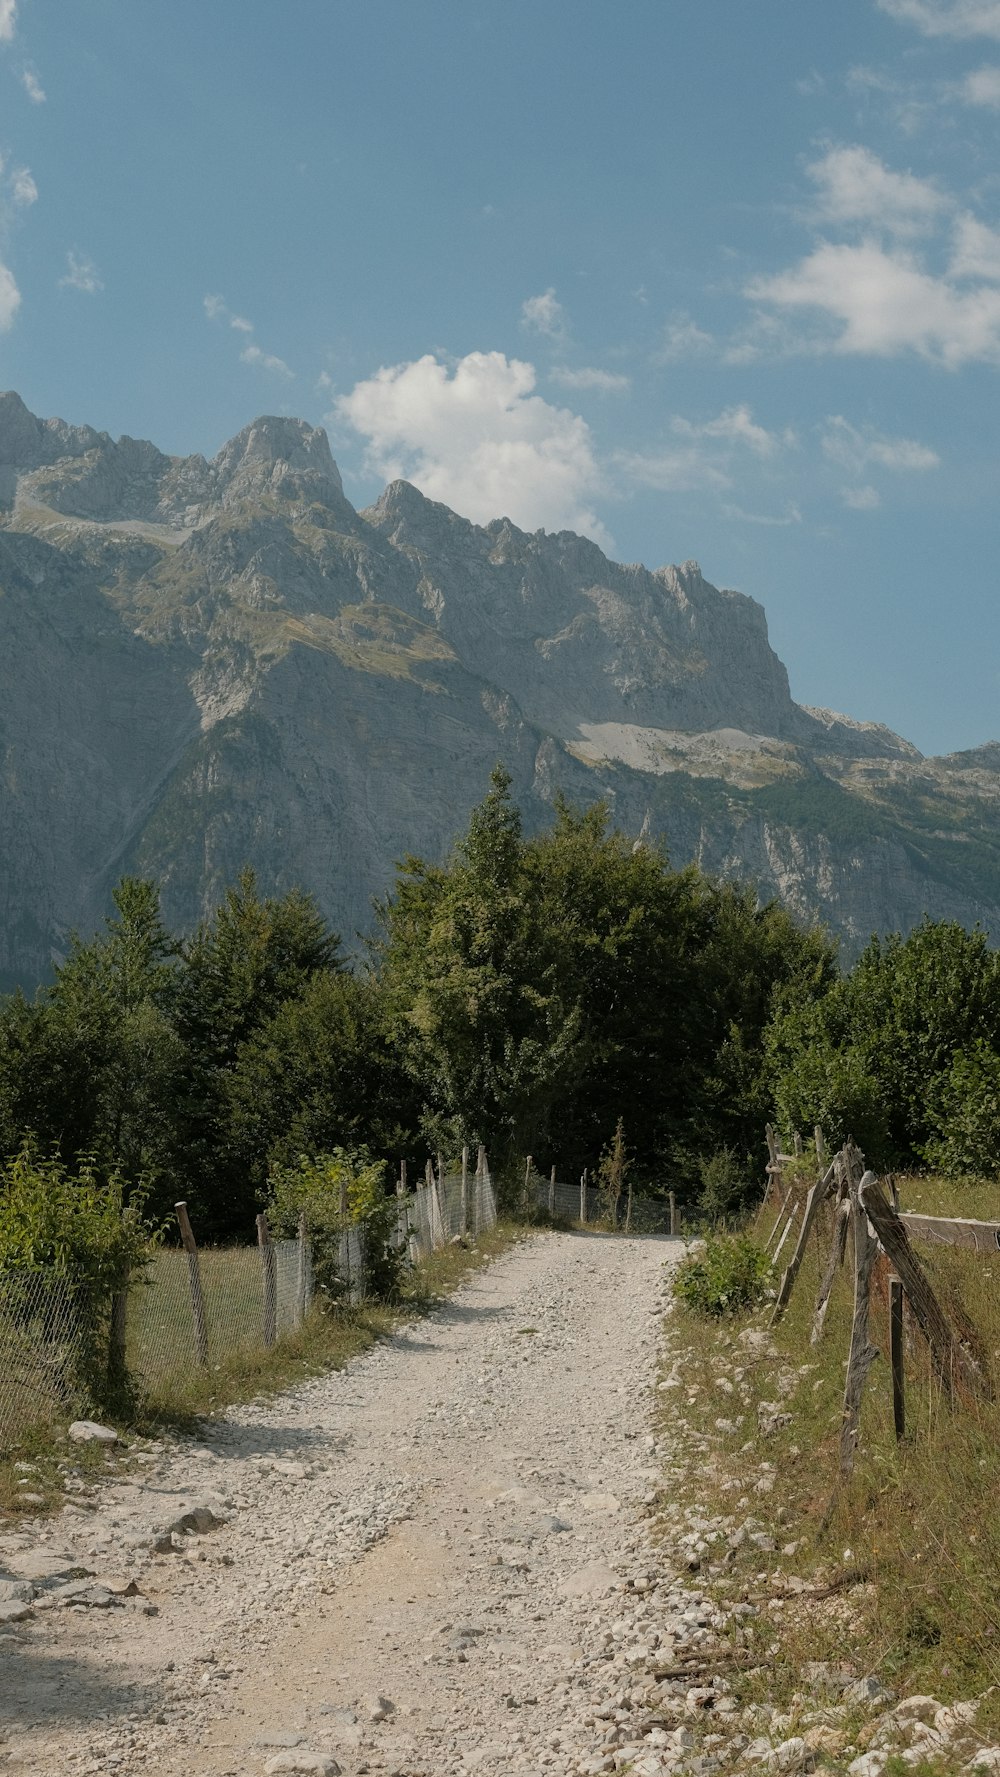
[{"left": 1, "top": 1229, "right": 690, "bottom": 1777}]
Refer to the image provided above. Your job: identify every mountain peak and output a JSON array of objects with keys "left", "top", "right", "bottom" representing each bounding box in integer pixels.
[{"left": 212, "top": 416, "right": 344, "bottom": 505}]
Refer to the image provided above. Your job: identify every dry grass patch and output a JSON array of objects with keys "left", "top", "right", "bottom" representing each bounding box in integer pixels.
[{"left": 660, "top": 1186, "right": 1000, "bottom": 1758}]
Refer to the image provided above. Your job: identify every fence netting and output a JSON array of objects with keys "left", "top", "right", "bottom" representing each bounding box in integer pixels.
[
  {"left": 535, "top": 1177, "right": 675, "bottom": 1234},
  {"left": 0, "top": 1162, "right": 497, "bottom": 1453}
]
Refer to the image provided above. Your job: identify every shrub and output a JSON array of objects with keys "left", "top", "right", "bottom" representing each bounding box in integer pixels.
[
  {"left": 698, "top": 1146, "right": 752, "bottom": 1224},
  {"left": 672, "top": 1233, "right": 775, "bottom": 1317},
  {"left": 0, "top": 1142, "right": 158, "bottom": 1412},
  {"left": 923, "top": 1040, "right": 1000, "bottom": 1178},
  {"left": 268, "top": 1148, "right": 404, "bottom": 1302}
]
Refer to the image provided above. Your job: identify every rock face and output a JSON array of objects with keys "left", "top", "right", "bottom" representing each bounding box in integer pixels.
[{"left": 0, "top": 389, "right": 998, "bottom": 986}]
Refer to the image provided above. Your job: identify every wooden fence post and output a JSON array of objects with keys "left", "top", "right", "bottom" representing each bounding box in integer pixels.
[
  {"left": 815, "top": 1127, "right": 826, "bottom": 1168},
  {"left": 476, "top": 1145, "right": 487, "bottom": 1235},
  {"left": 793, "top": 1131, "right": 804, "bottom": 1159},
  {"left": 579, "top": 1167, "right": 588, "bottom": 1225},
  {"left": 256, "top": 1213, "right": 277, "bottom": 1348},
  {"left": 524, "top": 1155, "right": 533, "bottom": 1216},
  {"left": 811, "top": 1195, "right": 850, "bottom": 1344},
  {"left": 175, "top": 1201, "right": 209, "bottom": 1368},
  {"left": 548, "top": 1164, "right": 556, "bottom": 1220},
  {"left": 461, "top": 1146, "right": 469, "bottom": 1235},
  {"left": 840, "top": 1173, "right": 880, "bottom": 1478},
  {"left": 859, "top": 1176, "right": 992, "bottom": 1401},
  {"left": 669, "top": 1190, "right": 677, "bottom": 1237},
  {"left": 771, "top": 1162, "right": 836, "bottom": 1324},
  {"left": 889, "top": 1275, "right": 905, "bottom": 1442}
]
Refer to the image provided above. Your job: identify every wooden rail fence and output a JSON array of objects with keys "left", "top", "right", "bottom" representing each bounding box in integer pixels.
[{"left": 762, "top": 1126, "right": 995, "bottom": 1478}]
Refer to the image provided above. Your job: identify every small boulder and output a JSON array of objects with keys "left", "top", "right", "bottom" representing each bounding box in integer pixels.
[
  {"left": 68, "top": 1420, "right": 118, "bottom": 1444},
  {"left": 264, "top": 1755, "right": 341, "bottom": 1776},
  {"left": 845, "top": 1677, "right": 895, "bottom": 1709}
]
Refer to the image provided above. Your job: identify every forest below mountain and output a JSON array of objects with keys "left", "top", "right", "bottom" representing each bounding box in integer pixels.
[{"left": 2, "top": 770, "right": 999, "bottom": 1240}]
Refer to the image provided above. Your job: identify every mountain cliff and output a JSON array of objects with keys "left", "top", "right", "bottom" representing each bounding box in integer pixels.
[{"left": 0, "top": 389, "right": 997, "bottom": 987}]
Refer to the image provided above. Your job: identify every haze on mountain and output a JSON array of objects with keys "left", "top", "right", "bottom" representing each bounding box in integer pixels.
[{"left": 0, "top": 388, "right": 997, "bottom": 990}]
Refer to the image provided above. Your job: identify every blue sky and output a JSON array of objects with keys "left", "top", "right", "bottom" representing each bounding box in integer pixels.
[{"left": 1, "top": 1, "right": 999, "bottom": 755}]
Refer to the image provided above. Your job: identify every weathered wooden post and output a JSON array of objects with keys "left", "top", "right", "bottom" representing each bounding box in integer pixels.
[
  {"left": 461, "top": 1146, "right": 469, "bottom": 1236},
  {"left": 793, "top": 1130, "right": 804, "bottom": 1159},
  {"left": 256, "top": 1213, "right": 277, "bottom": 1348},
  {"left": 579, "top": 1167, "right": 588, "bottom": 1225},
  {"left": 476, "top": 1144, "right": 487, "bottom": 1235},
  {"left": 175, "top": 1201, "right": 208, "bottom": 1368},
  {"left": 889, "top": 1274, "right": 905, "bottom": 1442},
  {"left": 669, "top": 1190, "right": 677, "bottom": 1238},
  {"left": 771, "top": 1161, "right": 836, "bottom": 1324},
  {"left": 524, "top": 1155, "right": 533, "bottom": 1217},
  {"left": 548, "top": 1164, "right": 556, "bottom": 1220},
  {"left": 840, "top": 1173, "right": 880, "bottom": 1478},
  {"left": 815, "top": 1127, "right": 826, "bottom": 1168}
]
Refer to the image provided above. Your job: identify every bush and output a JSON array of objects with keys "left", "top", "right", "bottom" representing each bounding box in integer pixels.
[
  {"left": 268, "top": 1148, "right": 404, "bottom": 1302},
  {"left": 923, "top": 1039, "right": 1000, "bottom": 1178},
  {"left": 672, "top": 1233, "right": 775, "bottom": 1317},
  {"left": 0, "top": 1143, "right": 158, "bottom": 1411},
  {"left": 698, "top": 1146, "right": 751, "bottom": 1224}
]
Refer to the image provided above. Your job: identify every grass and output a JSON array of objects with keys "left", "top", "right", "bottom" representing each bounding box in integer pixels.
[
  {"left": 660, "top": 1178, "right": 1000, "bottom": 1765},
  {"left": 0, "top": 1219, "right": 527, "bottom": 1520}
]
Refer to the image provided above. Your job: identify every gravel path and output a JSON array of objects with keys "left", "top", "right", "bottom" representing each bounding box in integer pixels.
[{"left": 1, "top": 1229, "right": 687, "bottom": 1777}]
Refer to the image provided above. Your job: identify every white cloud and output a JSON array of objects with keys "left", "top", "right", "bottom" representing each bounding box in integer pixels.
[
  {"left": 240, "top": 342, "right": 294, "bottom": 378},
  {"left": 335, "top": 349, "right": 609, "bottom": 543},
  {"left": 205, "top": 293, "right": 293, "bottom": 376},
  {"left": 961, "top": 62, "right": 1000, "bottom": 102},
  {"left": 615, "top": 446, "right": 731, "bottom": 494},
  {"left": 723, "top": 502, "right": 802, "bottom": 526},
  {"left": 822, "top": 415, "right": 940, "bottom": 473},
  {"left": 878, "top": 0, "right": 1000, "bottom": 37},
  {"left": 520, "top": 287, "right": 566, "bottom": 338},
  {"left": 549, "top": 365, "right": 630, "bottom": 393},
  {"left": 0, "top": 1, "right": 16, "bottom": 43},
  {"left": 806, "top": 145, "right": 945, "bottom": 234},
  {"left": 0, "top": 257, "right": 20, "bottom": 329},
  {"left": 59, "top": 251, "right": 103, "bottom": 294},
  {"left": 749, "top": 238, "right": 1000, "bottom": 365},
  {"left": 950, "top": 213, "right": 1000, "bottom": 280},
  {"left": 673, "top": 403, "right": 789, "bottom": 457},
  {"left": 20, "top": 67, "right": 45, "bottom": 103},
  {"left": 841, "top": 484, "right": 882, "bottom": 509},
  {"left": 656, "top": 313, "right": 715, "bottom": 361},
  {"left": 9, "top": 164, "right": 36, "bottom": 207}
]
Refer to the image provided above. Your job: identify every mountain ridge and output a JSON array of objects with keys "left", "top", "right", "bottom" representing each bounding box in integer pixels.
[{"left": 0, "top": 391, "right": 997, "bottom": 988}]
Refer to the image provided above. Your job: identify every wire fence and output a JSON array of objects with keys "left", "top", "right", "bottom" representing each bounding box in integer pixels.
[
  {"left": 0, "top": 1160, "right": 498, "bottom": 1455},
  {"left": 533, "top": 1176, "right": 677, "bottom": 1235}
]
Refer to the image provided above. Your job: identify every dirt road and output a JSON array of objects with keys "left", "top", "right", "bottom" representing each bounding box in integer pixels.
[{"left": 0, "top": 1230, "right": 683, "bottom": 1777}]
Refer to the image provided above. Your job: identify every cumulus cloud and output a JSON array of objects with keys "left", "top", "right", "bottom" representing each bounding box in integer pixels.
[
  {"left": 335, "top": 350, "right": 609, "bottom": 543},
  {"left": 748, "top": 238, "right": 1000, "bottom": 365},
  {"left": 0, "top": 1, "right": 16, "bottom": 43},
  {"left": 806, "top": 145, "right": 945, "bottom": 234},
  {"left": 59, "top": 251, "right": 103, "bottom": 294},
  {"left": 878, "top": 0, "right": 1000, "bottom": 37},
  {"left": 20, "top": 66, "right": 44, "bottom": 103},
  {"left": 723, "top": 502, "right": 803, "bottom": 526},
  {"left": 822, "top": 415, "right": 940, "bottom": 473},
  {"left": 549, "top": 365, "right": 630, "bottom": 393},
  {"left": 9, "top": 165, "right": 36, "bottom": 207},
  {"left": 240, "top": 342, "right": 293, "bottom": 378},
  {"left": 520, "top": 287, "right": 566, "bottom": 338},
  {"left": 0, "top": 258, "right": 20, "bottom": 329}
]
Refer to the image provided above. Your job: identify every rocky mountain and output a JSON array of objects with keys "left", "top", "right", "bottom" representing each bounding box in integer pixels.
[{"left": 0, "top": 388, "right": 998, "bottom": 988}]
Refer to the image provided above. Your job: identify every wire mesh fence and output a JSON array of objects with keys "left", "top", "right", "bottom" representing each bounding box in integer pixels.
[
  {"left": 534, "top": 1177, "right": 677, "bottom": 1234},
  {"left": 0, "top": 1159, "right": 498, "bottom": 1454},
  {"left": 0, "top": 1268, "right": 83, "bottom": 1450}
]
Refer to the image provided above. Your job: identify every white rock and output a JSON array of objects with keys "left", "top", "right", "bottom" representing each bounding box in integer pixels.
[
  {"left": 848, "top": 1755, "right": 888, "bottom": 1777},
  {"left": 966, "top": 1751, "right": 1000, "bottom": 1774},
  {"left": 264, "top": 1757, "right": 341, "bottom": 1776},
  {"left": 68, "top": 1420, "right": 118, "bottom": 1444}
]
